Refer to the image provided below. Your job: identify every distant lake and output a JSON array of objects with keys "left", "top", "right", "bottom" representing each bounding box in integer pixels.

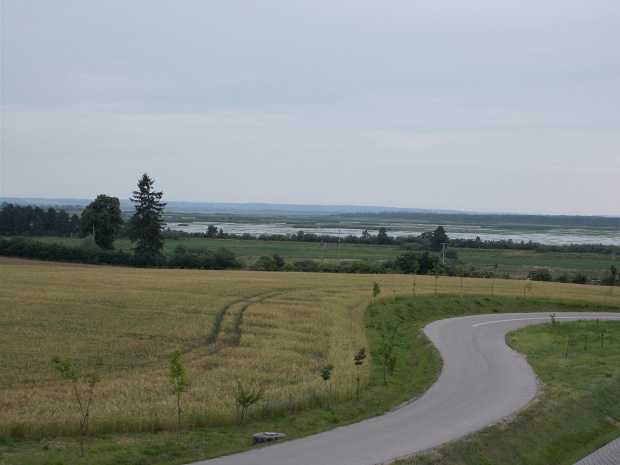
[{"left": 167, "top": 222, "right": 619, "bottom": 246}]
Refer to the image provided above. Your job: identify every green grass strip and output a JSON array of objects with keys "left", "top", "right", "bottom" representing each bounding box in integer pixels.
[{"left": 397, "top": 316, "right": 620, "bottom": 465}]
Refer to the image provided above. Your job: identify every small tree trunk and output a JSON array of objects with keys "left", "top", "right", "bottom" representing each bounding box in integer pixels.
[
  {"left": 383, "top": 361, "right": 387, "bottom": 385},
  {"left": 79, "top": 422, "right": 85, "bottom": 457},
  {"left": 177, "top": 399, "right": 182, "bottom": 441}
]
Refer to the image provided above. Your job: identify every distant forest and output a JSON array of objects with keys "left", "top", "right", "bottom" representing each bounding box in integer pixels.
[
  {"left": 2, "top": 198, "right": 618, "bottom": 228},
  {"left": 2, "top": 202, "right": 619, "bottom": 249},
  {"left": 0, "top": 203, "right": 80, "bottom": 237},
  {"left": 346, "top": 212, "right": 620, "bottom": 228}
]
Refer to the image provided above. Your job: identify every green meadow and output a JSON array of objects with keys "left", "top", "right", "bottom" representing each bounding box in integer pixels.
[
  {"left": 457, "top": 248, "right": 613, "bottom": 279},
  {"left": 399, "top": 318, "right": 620, "bottom": 465},
  {"left": 20, "top": 234, "right": 616, "bottom": 280}
]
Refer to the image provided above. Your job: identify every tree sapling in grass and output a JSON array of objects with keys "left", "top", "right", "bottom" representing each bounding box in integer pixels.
[
  {"left": 51, "top": 356, "right": 103, "bottom": 457},
  {"left": 373, "top": 281, "right": 381, "bottom": 299},
  {"left": 550, "top": 313, "right": 557, "bottom": 342},
  {"left": 565, "top": 336, "right": 576, "bottom": 358},
  {"left": 320, "top": 364, "right": 335, "bottom": 405},
  {"left": 233, "top": 380, "right": 265, "bottom": 426},
  {"left": 354, "top": 347, "right": 367, "bottom": 402},
  {"left": 433, "top": 263, "right": 443, "bottom": 299},
  {"left": 168, "top": 349, "right": 187, "bottom": 441}
]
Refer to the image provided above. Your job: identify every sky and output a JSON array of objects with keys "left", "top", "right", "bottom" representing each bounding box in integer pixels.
[{"left": 1, "top": 1, "right": 619, "bottom": 216}]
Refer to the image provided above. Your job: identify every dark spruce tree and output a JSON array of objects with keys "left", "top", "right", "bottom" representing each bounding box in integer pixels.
[
  {"left": 430, "top": 225, "right": 449, "bottom": 252},
  {"left": 130, "top": 173, "right": 166, "bottom": 256},
  {"left": 79, "top": 195, "right": 124, "bottom": 249}
]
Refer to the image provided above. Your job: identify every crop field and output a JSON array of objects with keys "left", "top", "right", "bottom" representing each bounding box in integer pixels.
[
  {"left": 2, "top": 257, "right": 620, "bottom": 464},
  {"left": 1, "top": 259, "right": 374, "bottom": 438},
  {"left": 457, "top": 249, "right": 614, "bottom": 279},
  {"left": 2, "top": 257, "right": 619, "bottom": 439}
]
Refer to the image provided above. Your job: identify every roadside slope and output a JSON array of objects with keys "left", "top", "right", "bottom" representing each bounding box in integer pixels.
[{"left": 194, "top": 312, "right": 620, "bottom": 465}]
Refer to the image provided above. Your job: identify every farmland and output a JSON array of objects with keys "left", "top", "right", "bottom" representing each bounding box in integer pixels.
[
  {"left": 9, "top": 234, "right": 617, "bottom": 283},
  {"left": 1, "top": 257, "right": 619, "bottom": 464},
  {"left": 0, "top": 259, "right": 374, "bottom": 438}
]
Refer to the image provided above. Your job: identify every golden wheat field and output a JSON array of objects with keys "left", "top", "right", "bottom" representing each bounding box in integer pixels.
[{"left": 1, "top": 257, "right": 618, "bottom": 438}]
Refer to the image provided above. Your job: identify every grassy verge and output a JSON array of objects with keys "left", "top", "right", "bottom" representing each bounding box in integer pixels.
[{"left": 397, "top": 319, "right": 620, "bottom": 465}]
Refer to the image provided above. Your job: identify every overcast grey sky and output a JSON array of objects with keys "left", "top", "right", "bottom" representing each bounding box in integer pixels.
[{"left": 1, "top": 1, "right": 618, "bottom": 215}]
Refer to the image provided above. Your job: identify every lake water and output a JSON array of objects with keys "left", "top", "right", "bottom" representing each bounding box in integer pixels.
[{"left": 167, "top": 222, "right": 620, "bottom": 246}]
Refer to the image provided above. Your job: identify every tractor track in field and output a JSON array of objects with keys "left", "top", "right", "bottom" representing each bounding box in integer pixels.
[{"left": 205, "top": 289, "right": 295, "bottom": 349}]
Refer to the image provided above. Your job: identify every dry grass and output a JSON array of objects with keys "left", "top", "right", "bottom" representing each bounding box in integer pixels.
[{"left": 1, "top": 258, "right": 618, "bottom": 438}]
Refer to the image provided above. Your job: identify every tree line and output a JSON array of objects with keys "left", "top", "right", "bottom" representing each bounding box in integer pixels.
[
  {"left": 1, "top": 174, "right": 169, "bottom": 256},
  {"left": 169, "top": 224, "right": 450, "bottom": 250},
  {"left": 187, "top": 224, "right": 617, "bottom": 255},
  {"left": 0, "top": 173, "right": 242, "bottom": 270},
  {"left": 0, "top": 203, "right": 81, "bottom": 237},
  {"left": 342, "top": 211, "right": 620, "bottom": 228},
  {"left": 1, "top": 174, "right": 618, "bottom": 283}
]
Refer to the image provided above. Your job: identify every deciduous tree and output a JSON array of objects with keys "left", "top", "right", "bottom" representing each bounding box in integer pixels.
[
  {"left": 79, "top": 195, "right": 124, "bottom": 249},
  {"left": 430, "top": 226, "right": 449, "bottom": 252},
  {"left": 377, "top": 227, "right": 391, "bottom": 245}
]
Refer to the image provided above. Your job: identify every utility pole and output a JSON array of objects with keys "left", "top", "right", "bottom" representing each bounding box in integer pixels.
[
  {"left": 337, "top": 229, "right": 341, "bottom": 265},
  {"left": 441, "top": 243, "right": 447, "bottom": 264}
]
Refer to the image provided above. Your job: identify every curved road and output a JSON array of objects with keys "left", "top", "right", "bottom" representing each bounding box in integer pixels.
[{"left": 195, "top": 312, "right": 620, "bottom": 465}]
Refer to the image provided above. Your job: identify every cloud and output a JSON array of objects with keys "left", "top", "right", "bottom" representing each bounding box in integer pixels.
[{"left": 1, "top": 1, "right": 619, "bottom": 215}]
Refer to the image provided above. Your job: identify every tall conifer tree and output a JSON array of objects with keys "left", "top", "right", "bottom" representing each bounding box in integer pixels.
[{"left": 130, "top": 173, "right": 166, "bottom": 256}]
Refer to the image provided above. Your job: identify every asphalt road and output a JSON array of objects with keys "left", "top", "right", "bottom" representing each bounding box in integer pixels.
[{"left": 195, "top": 312, "right": 620, "bottom": 465}]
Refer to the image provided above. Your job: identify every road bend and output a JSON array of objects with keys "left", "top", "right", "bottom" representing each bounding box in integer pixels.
[{"left": 194, "top": 312, "right": 620, "bottom": 465}]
